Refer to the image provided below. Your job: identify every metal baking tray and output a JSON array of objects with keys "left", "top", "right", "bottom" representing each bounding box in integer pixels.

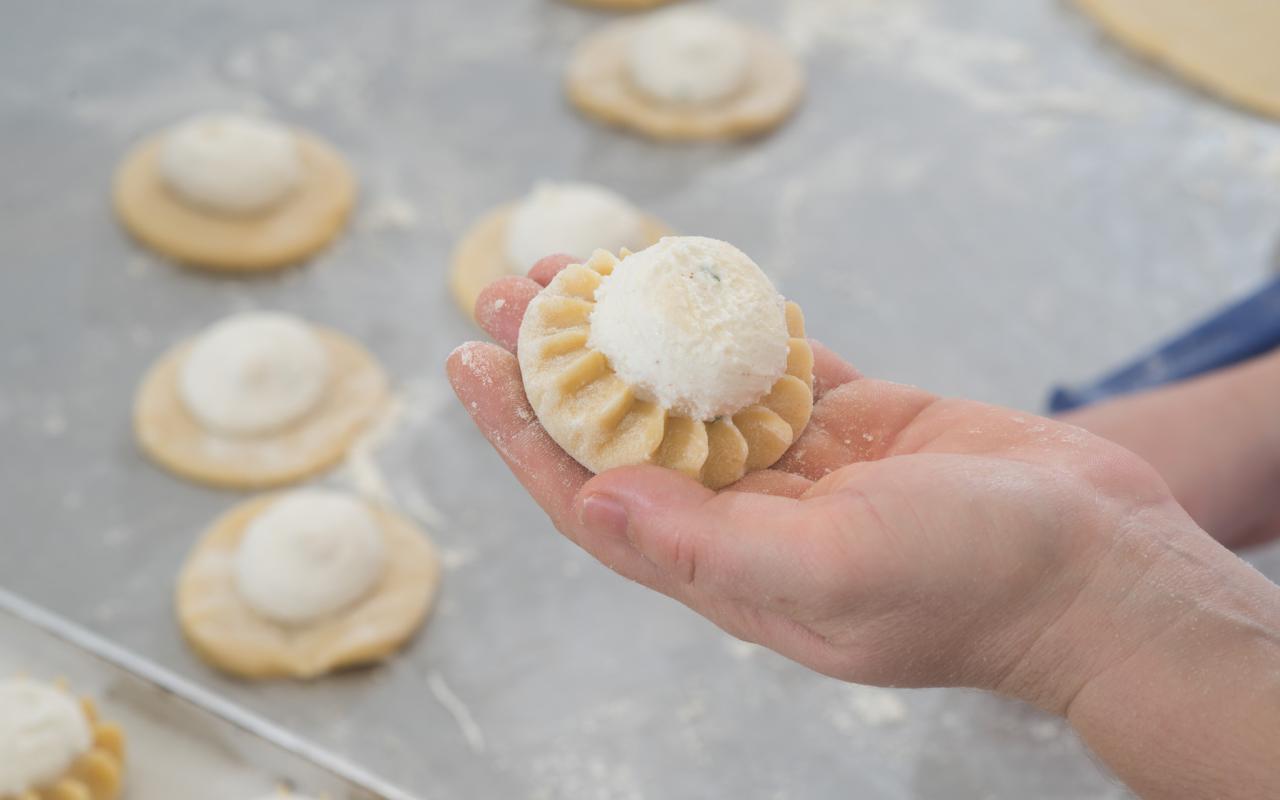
[{"left": 0, "top": 587, "right": 417, "bottom": 800}]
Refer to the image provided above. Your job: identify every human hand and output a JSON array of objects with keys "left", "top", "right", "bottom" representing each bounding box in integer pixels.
[
  {"left": 447, "top": 255, "right": 1280, "bottom": 799},
  {"left": 448, "top": 254, "right": 1197, "bottom": 706}
]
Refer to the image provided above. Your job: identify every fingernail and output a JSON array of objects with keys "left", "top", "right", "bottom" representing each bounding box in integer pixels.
[{"left": 580, "top": 493, "right": 629, "bottom": 541}]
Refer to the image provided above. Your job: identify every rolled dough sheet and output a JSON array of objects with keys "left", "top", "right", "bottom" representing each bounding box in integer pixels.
[{"left": 1077, "top": 0, "right": 1280, "bottom": 119}]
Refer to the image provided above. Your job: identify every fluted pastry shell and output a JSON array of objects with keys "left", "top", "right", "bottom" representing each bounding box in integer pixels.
[
  {"left": 448, "top": 203, "right": 669, "bottom": 322},
  {"left": 566, "top": 18, "right": 805, "bottom": 142},
  {"left": 1, "top": 686, "right": 127, "bottom": 800},
  {"left": 176, "top": 494, "right": 441, "bottom": 680},
  {"left": 133, "top": 326, "right": 389, "bottom": 490},
  {"left": 518, "top": 249, "right": 813, "bottom": 489}
]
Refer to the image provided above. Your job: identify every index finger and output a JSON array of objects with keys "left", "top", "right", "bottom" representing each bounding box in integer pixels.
[
  {"left": 475, "top": 253, "right": 577, "bottom": 351},
  {"left": 446, "top": 341, "right": 590, "bottom": 525}
]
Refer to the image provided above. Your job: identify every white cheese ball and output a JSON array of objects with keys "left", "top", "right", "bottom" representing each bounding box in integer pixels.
[
  {"left": 625, "top": 7, "right": 751, "bottom": 106},
  {"left": 234, "top": 490, "right": 388, "bottom": 626},
  {"left": 504, "top": 182, "right": 648, "bottom": 272},
  {"left": 0, "top": 679, "right": 92, "bottom": 796},
  {"left": 179, "top": 312, "right": 331, "bottom": 438},
  {"left": 160, "top": 113, "right": 303, "bottom": 216},
  {"left": 588, "top": 236, "right": 789, "bottom": 421}
]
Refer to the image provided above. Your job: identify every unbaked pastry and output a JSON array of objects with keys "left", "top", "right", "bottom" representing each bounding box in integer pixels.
[
  {"left": 176, "top": 489, "right": 441, "bottom": 680},
  {"left": 0, "top": 678, "right": 127, "bottom": 800},
  {"left": 113, "top": 113, "right": 356, "bottom": 272},
  {"left": 1077, "top": 0, "right": 1280, "bottom": 120},
  {"left": 566, "top": 7, "right": 804, "bottom": 141},
  {"left": 449, "top": 182, "right": 668, "bottom": 320},
  {"left": 518, "top": 237, "right": 813, "bottom": 489},
  {"left": 134, "top": 312, "right": 388, "bottom": 490}
]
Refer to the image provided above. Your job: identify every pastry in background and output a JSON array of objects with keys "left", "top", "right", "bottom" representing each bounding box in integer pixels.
[
  {"left": 113, "top": 113, "right": 355, "bottom": 272},
  {"left": 0, "top": 678, "right": 127, "bottom": 800},
  {"left": 517, "top": 236, "right": 813, "bottom": 489},
  {"left": 566, "top": 7, "right": 804, "bottom": 141},
  {"left": 449, "top": 181, "right": 668, "bottom": 320},
  {"left": 176, "top": 489, "right": 441, "bottom": 680},
  {"left": 134, "top": 311, "right": 388, "bottom": 489}
]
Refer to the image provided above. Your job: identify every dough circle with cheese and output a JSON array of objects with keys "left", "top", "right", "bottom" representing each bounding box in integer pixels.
[
  {"left": 566, "top": 9, "right": 804, "bottom": 141},
  {"left": 134, "top": 314, "right": 388, "bottom": 490},
  {"left": 114, "top": 114, "right": 355, "bottom": 272},
  {"left": 449, "top": 183, "right": 668, "bottom": 321},
  {"left": 176, "top": 491, "right": 440, "bottom": 680}
]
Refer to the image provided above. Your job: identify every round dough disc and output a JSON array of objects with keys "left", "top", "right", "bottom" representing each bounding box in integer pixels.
[
  {"left": 113, "top": 131, "right": 356, "bottom": 272},
  {"left": 566, "top": 20, "right": 805, "bottom": 141},
  {"left": 447, "top": 203, "right": 669, "bottom": 321},
  {"left": 176, "top": 494, "right": 441, "bottom": 680},
  {"left": 134, "top": 327, "right": 388, "bottom": 490},
  {"left": 1077, "top": 0, "right": 1280, "bottom": 119}
]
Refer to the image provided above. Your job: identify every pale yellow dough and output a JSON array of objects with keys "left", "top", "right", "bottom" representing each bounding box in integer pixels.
[
  {"left": 517, "top": 249, "right": 814, "bottom": 489},
  {"left": 448, "top": 203, "right": 669, "bottom": 320},
  {"left": 1077, "top": 0, "right": 1280, "bottom": 120},
  {"left": 134, "top": 328, "right": 388, "bottom": 490},
  {"left": 113, "top": 132, "right": 355, "bottom": 272},
  {"left": 566, "top": 19, "right": 804, "bottom": 141},
  {"left": 176, "top": 495, "right": 440, "bottom": 680},
  {"left": 0, "top": 687, "right": 127, "bottom": 800}
]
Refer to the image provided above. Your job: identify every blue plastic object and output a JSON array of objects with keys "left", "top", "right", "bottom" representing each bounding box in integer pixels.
[{"left": 1048, "top": 275, "right": 1280, "bottom": 414}]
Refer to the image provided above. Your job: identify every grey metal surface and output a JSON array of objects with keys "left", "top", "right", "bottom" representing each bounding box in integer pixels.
[
  {"left": 0, "top": 588, "right": 414, "bottom": 800},
  {"left": 2, "top": 0, "right": 1279, "bottom": 798}
]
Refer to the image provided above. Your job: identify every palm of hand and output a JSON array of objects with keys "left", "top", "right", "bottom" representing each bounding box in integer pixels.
[{"left": 448, "top": 255, "right": 1175, "bottom": 704}]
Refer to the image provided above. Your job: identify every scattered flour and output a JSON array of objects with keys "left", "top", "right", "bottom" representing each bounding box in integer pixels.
[
  {"left": 723, "top": 637, "right": 761, "bottom": 661},
  {"left": 338, "top": 377, "right": 451, "bottom": 530},
  {"left": 827, "top": 684, "right": 909, "bottom": 731},
  {"left": 529, "top": 750, "right": 644, "bottom": 800},
  {"left": 781, "top": 0, "right": 1106, "bottom": 117},
  {"left": 1028, "top": 719, "right": 1063, "bottom": 742},
  {"left": 440, "top": 548, "right": 477, "bottom": 571},
  {"left": 41, "top": 410, "right": 67, "bottom": 437},
  {"left": 359, "top": 195, "right": 420, "bottom": 233},
  {"left": 125, "top": 255, "right": 153, "bottom": 279},
  {"left": 426, "top": 671, "right": 486, "bottom": 755}
]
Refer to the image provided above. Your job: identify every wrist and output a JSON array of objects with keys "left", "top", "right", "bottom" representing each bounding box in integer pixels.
[
  {"left": 997, "top": 503, "right": 1280, "bottom": 797},
  {"left": 1068, "top": 548, "right": 1280, "bottom": 797},
  {"left": 993, "top": 502, "right": 1275, "bottom": 714}
]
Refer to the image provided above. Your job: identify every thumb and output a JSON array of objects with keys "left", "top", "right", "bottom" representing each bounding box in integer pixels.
[{"left": 573, "top": 466, "right": 843, "bottom": 608}]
